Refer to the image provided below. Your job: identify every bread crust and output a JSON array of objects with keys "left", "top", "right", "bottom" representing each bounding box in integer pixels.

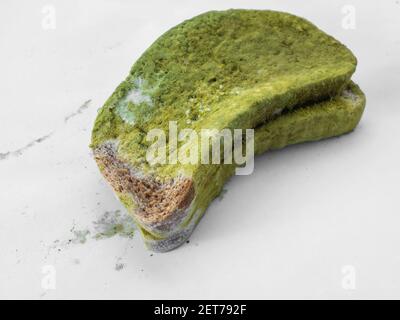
[{"left": 94, "top": 142, "right": 195, "bottom": 236}]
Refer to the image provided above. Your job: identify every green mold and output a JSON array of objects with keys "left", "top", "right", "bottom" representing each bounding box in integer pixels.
[
  {"left": 91, "top": 9, "right": 357, "bottom": 172},
  {"left": 93, "top": 210, "right": 136, "bottom": 239},
  {"left": 91, "top": 9, "right": 364, "bottom": 251},
  {"left": 141, "top": 82, "right": 366, "bottom": 248}
]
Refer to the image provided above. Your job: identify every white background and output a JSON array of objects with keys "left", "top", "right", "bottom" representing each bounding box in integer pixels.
[{"left": 0, "top": 0, "right": 399, "bottom": 299}]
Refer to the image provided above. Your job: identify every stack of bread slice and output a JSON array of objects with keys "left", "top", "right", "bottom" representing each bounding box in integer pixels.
[{"left": 91, "top": 9, "right": 365, "bottom": 252}]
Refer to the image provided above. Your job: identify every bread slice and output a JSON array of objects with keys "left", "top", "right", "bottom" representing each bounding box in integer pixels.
[
  {"left": 126, "top": 82, "right": 365, "bottom": 251},
  {"left": 91, "top": 10, "right": 361, "bottom": 251}
]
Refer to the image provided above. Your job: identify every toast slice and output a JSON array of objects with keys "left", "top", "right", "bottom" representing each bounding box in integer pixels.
[
  {"left": 130, "top": 82, "right": 366, "bottom": 251},
  {"left": 91, "top": 10, "right": 361, "bottom": 251}
]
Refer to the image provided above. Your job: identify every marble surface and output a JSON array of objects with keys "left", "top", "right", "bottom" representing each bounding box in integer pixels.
[{"left": 1, "top": 0, "right": 400, "bottom": 299}]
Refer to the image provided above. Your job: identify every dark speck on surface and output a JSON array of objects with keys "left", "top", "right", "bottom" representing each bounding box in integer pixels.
[{"left": 115, "top": 263, "right": 124, "bottom": 271}]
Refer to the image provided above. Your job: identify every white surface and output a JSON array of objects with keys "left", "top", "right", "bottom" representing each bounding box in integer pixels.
[{"left": 1, "top": 0, "right": 400, "bottom": 299}]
